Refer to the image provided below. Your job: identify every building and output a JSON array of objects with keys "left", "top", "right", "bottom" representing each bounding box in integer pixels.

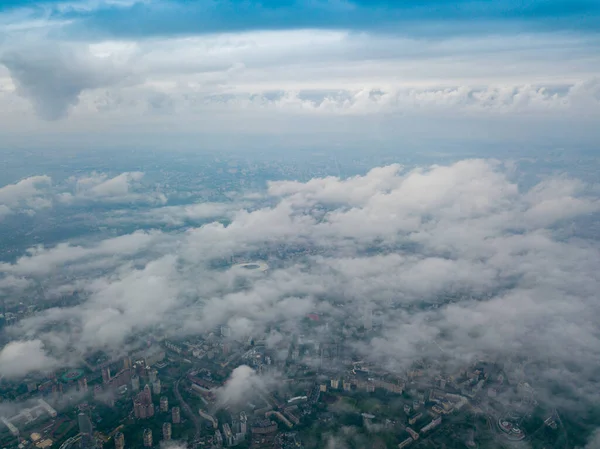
[
  {"left": 131, "top": 375, "right": 140, "bottom": 392},
  {"left": 172, "top": 407, "right": 181, "bottom": 424},
  {"left": 221, "top": 325, "right": 231, "bottom": 337},
  {"left": 222, "top": 423, "right": 234, "bottom": 446},
  {"left": 102, "top": 367, "right": 111, "bottom": 384},
  {"left": 152, "top": 380, "right": 161, "bottom": 395},
  {"left": 239, "top": 412, "right": 247, "bottom": 434},
  {"left": 160, "top": 396, "right": 169, "bottom": 412},
  {"left": 107, "top": 368, "right": 132, "bottom": 389},
  {"left": 420, "top": 417, "right": 442, "bottom": 434},
  {"left": 148, "top": 369, "right": 158, "bottom": 384},
  {"left": 1, "top": 417, "right": 19, "bottom": 437},
  {"left": 162, "top": 422, "right": 172, "bottom": 441},
  {"left": 133, "top": 385, "right": 154, "bottom": 419},
  {"left": 215, "top": 429, "right": 223, "bottom": 447},
  {"left": 406, "top": 428, "right": 419, "bottom": 441},
  {"left": 330, "top": 379, "right": 339, "bottom": 389},
  {"left": 143, "top": 429, "right": 153, "bottom": 447},
  {"left": 123, "top": 356, "right": 132, "bottom": 370},
  {"left": 251, "top": 420, "right": 277, "bottom": 435},
  {"left": 114, "top": 432, "right": 125, "bottom": 449},
  {"left": 398, "top": 437, "right": 413, "bottom": 448},
  {"left": 78, "top": 377, "right": 88, "bottom": 393},
  {"left": 408, "top": 412, "right": 422, "bottom": 425},
  {"left": 199, "top": 409, "right": 218, "bottom": 429},
  {"left": 78, "top": 413, "right": 94, "bottom": 449},
  {"left": 38, "top": 399, "right": 57, "bottom": 417}
]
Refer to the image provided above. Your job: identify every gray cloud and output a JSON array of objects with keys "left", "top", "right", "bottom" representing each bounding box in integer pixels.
[{"left": 0, "top": 43, "right": 130, "bottom": 120}]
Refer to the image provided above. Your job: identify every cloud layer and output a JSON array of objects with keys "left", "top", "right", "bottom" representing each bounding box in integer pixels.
[
  {"left": 1, "top": 3, "right": 599, "bottom": 146},
  {"left": 1, "top": 159, "right": 599, "bottom": 419}
]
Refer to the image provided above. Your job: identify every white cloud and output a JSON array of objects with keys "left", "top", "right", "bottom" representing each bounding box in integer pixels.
[
  {"left": 0, "top": 230, "right": 164, "bottom": 276},
  {"left": 0, "top": 171, "right": 166, "bottom": 221},
  {"left": 2, "top": 158, "right": 599, "bottom": 427},
  {"left": 59, "top": 171, "right": 166, "bottom": 204},
  {"left": 0, "top": 175, "right": 52, "bottom": 219},
  {"left": 215, "top": 365, "right": 276, "bottom": 406},
  {"left": 0, "top": 28, "right": 599, "bottom": 140},
  {"left": 0, "top": 340, "right": 58, "bottom": 379}
]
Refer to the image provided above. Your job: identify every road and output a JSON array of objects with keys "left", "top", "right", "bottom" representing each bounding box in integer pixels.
[{"left": 175, "top": 377, "right": 201, "bottom": 440}]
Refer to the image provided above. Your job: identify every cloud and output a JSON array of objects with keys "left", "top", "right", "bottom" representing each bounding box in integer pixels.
[
  {"left": 0, "top": 339, "right": 58, "bottom": 379},
  {"left": 215, "top": 365, "right": 275, "bottom": 407},
  {"left": 1, "top": 22, "right": 600, "bottom": 131},
  {"left": 0, "top": 171, "right": 166, "bottom": 222},
  {"left": 0, "top": 230, "right": 165, "bottom": 277},
  {"left": 0, "top": 175, "right": 52, "bottom": 219},
  {"left": 58, "top": 171, "right": 166, "bottom": 204},
  {"left": 1, "top": 159, "right": 599, "bottom": 440},
  {"left": 0, "top": 43, "right": 130, "bottom": 120},
  {"left": 583, "top": 429, "right": 600, "bottom": 449}
]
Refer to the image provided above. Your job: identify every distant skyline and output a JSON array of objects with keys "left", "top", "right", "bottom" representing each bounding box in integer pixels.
[{"left": 0, "top": 0, "right": 599, "bottom": 149}]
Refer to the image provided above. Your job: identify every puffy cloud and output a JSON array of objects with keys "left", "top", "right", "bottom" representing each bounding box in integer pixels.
[
  {"left": 215, "top": 365, "right": 276, "bottom": 407},
  {"left": 0, "top": 230, "right": 165, "bottom": 277},
  {"left": 0, "top": 175, "right": 52, "bottom": 219},
  {"left": 59, "top": 171, "right": 166, "bottom": 204},
  {"left": 0, "top": 171, "right": 166, "bottom": 223},
  {"left": 0, "top": 340, "right": 58, "bottom": 379},
  {"left": 1, "top": 158, "right": 599, "bottom": 434}
]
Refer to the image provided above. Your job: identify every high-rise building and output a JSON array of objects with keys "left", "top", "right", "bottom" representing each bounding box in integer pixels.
[
  {"left": 220, "top": 325, "right": 231, "bottom": 337},
  {"left": 102, "top": 367, "right": 111, "bottom": 384},
  {"left": 133, "top": 385, "right": 154, "bottom": 419},
  {"left": 123, "top": 356, "right": 132, "bottom": 370},
  {"left": 172, "top": 407, "right": 181, "bottom": 424},
  {"left": 78, "top": 377, "right": 88, "bottom": 393},
  {"left": 131, "top": 375, "right": 140, "bottom": 392},
  {"left": 143, "top": 429, "right": 153, "bottom": 447},
  {"left": 148, "top": 369, "right": 158, "bottom": 383},
  {"left": 152, "top": 380, "right": 161, "bottom": 395},
  {"left": 162, "top": 422, "right": 172, "bottom": 441},
  {"left": 114, "top": 432, "right": 125, "bottom": 449},
  {"left": 160, "top": 396, "right": 169, "bottom": 412},
  {"left": 78, "top": 412, "right": 93, "bottom": 435},
  {"left": 222, "top": 423, "right": 234, "bottom": 447},
  {"left": 214, "top": 429, "right": 223, "bottom": 447},
  {"left": 78, "top": 413, "right": 94, "bottom": 449},
  {"left": 239, "top": 412, "right": 247, "bottom": 434}
]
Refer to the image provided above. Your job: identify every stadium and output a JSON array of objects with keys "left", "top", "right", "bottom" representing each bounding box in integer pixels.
[
  {"left": 60, "top": 369, "right": 85, "bottom": 383},
  {"left": 231, "top": 262, "right": 269, "bottom": 272}
]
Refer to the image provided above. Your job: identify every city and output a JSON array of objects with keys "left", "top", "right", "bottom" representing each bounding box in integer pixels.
[{"left": 0, "top": 290, "right": 571, "bottom": 448}]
